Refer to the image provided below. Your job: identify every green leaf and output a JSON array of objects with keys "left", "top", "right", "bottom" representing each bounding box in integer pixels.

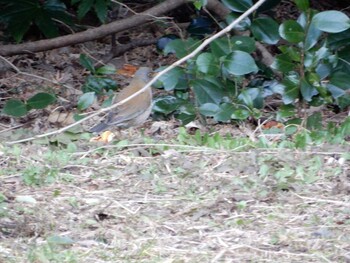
[
  {"left": 177, "top": 112, "right": 196, "bottom": 125},
  {"left": 77, "top": 92, "right": 96, "bottom": 110},
  {"left": 330, "top": 71, "right": 350, "bottom": 90},
  {"left": 153, "top": 95, "right": 183, "bottom": 114},
  {"left": 35, "top": 10, "right": 59, "bottom": 38},
  {"left": 80, "top": 54, "right": 95, "bottom": 73},
  {"left": 210, "top": 37, "right": 231, "bottom": 58},
  {"left": 82, "top": 76, "right": 117, "bottom": 93},
  {"left": 193, "top": 0, "right": 208, "bottom": 10},
  {"left": 157, "top": 67, "right": 184, "bottom": 91},
  {"left": 277, "top": 104, "right": 295, "bottom": 120},
  {"left": 279, "top": 45, "right": 301, "bottom": 62},
  {"left": 231, "top": 108, "right": 250, "bottom": 120},
  {"left": 294, "top": 0, "right": 309, "bottom": 11},
  {"left": 238, "top": 88, "right": 263, "bottom": 109},
  {"left": 77, "top": 0, "right": 94, "bottom": 20},
  {"left": 327, "top": 84, "right": 346, "bottom": 99},
  {"left": 223, "top": 51, "right": 258, "bottom": 76},
  {"left": 300, "top": 78, "right": 318, "bottom": 102},
  {"left": 196, "top": 52, "right": 219, "bottom": 74},
  {"left": 225, "top": 13, "right": 251, "bottom": 31},
  {"left": 9, "top": 22, "right": 31, "bottom": 43},
  {"left": 328, "top": 28, "right": 350, "bottom": 49},
  {"left": 96, "top": 65, "right": 116, "bottom": 75},
  {"left": 191, "top": 79, "right": 226, "bottom": 105},
  {"left": 295, "top": 131, "right": 312, "bottom": 149},
  {"left": 94, "top": 0, "right": 108, "bottom": 23},
  {"left": 221, "top": 0, "right": 252, "bottom": 12},
  {"left": 251, "top": 17, "right": 280, "bottom": 44},
  {"left": 0, "top": 1, "right": 39, "bottom": 42},
  {"left": 271, "top": 54, "right": 295, "bottom": 73},
  {"left": 298, "top": 12, "right": 322, "bottom": 50},
  {"left": 280, "top": 75, "right": 300, "bottom": 104},
  {"left": 3, "top": 99, "right": 27, "bottom": 117},
  {"left": 27, "top": 93, "right": 56, "bottom": 109},
  {"left": 215, "top": 103, "right": 236, "bottom": 122},
  {"left": 279, "top": 20, "right": 305, "bottom": 43},
  {"left": 312, "top": 11, "right": 350, "bottom": 33},
  {"left": 164, "top": 38, "right": 200, "bottom": 58},
  {"left": 199, "top": 103, "right": 220, "bottom": 116},
  {"left": 231, "top": 36, "right": 256, "bottom": 53}
]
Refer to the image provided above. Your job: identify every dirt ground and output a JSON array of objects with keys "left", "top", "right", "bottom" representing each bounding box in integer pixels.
[{"left": 0, "top": 139, "right": 349, "bottom": 262}]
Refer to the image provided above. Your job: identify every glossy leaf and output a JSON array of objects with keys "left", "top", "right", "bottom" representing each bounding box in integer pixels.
[
  {"left": 271, "top": 54, "right": 295, "bottom": 73},
  {"left": 238, "top": 88, "right": 264, "bottom": 109},
  {"left": 327, "top": 84, "right": 346, "bottom": 99},
  {"left": 77, "top": 0, "right": 94, "bottom": 20},
  {"left": 330, "top": 71, "right": 350, "bottom": 90},
  {"left": 328, "top": 29, "right": 350, "bottom": 49},
  {"left": 294, "top": 0, "right": 309, "bottom": 11},
  {"left": 231, "top": 36, "right": 256, "bottom": 53},
  {"left": 279, "top": 20, "right": 304, "bottom": 43},
  {"left": 279, "top": 46, "right": 301, "bottom": 62},
  {"left": 300, "top": 78, "right": 318, "bottom": 102},
  {"left": 257, "top": 0, "right": 282, "bottom": 13},
  {"left": 27, "top": 93, "right": 56, "bottom": 109},
  {"left": 94, "top": 0, "right": 108, "bottom": 23},
  {"left": 78, "top": 92, "right": 96, "bottom": 110},
  {"left": 153, "top": 95, "right": 184, "bottom": 114},
  {"left": 196, "top": 53, "right": 219, "bottom": 74},
  {"left": 157, "top": 67, "right": 184, "bottom": 91},
  {"left": 215, "top": 103, "right": 236, "bottom": 121},
  {"left": 191, "top": 79, "right": 226, "bottom": 105},
  {"left": 298, "top": 12, "right": 322, "bottom": 50},
  {"left": 280, "top": 75, "right": 300, "bottom": 104},
  {"left": 164, "top": 38, "right": 200, "bottom": 58},
  {"left": 225, "top": 13, "right": 251, "bottom": 31},
  {"left": 210, "top": 37, "right": 231, "bottom": 58},
  {"left": 82, "top": 76, "right": 117, "bottom": 93},
  {"left": 35, "top": 11, "right": 59, "bottom": 38},
  {"left": 199, "top": 103, "right": 220, "bottom": 116},
  {"left": 251, "top": 17, "right": 280, "bottom": 44},
  {"left": 312, "top": 11, "right": 350, "bottom": 33},
  {"left": 231, "top": 108, "right": 250, "bottom": 120},
  {"left": 80, "top": 54, "right": 95, "bottom": 73},
  {"left": 96, "top": 65, "right": 116, "bottom": 75},
  {"left": 223, "top": 51, "right": 258, "bottom": 76},
  {"left": 221, "top": 0, "right": 252, "bottom": 12}
]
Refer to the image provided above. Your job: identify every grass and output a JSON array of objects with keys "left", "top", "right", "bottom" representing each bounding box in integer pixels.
[{"left": 0, "top": 126, "right": 349, "bottom": 262}]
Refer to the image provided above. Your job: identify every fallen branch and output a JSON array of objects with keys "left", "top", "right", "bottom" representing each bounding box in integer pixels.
[{"left": 0, "top": 0, "right": 187, "bottom": 56}]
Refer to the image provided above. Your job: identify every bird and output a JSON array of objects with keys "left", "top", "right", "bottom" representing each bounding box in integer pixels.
[{"left": 90, "top": 67, "right": 153, "bottom": 133}]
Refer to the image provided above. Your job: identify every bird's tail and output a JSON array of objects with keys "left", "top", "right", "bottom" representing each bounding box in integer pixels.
[{"left": 89, "top": 123, "right": 109, "bottom": 133}]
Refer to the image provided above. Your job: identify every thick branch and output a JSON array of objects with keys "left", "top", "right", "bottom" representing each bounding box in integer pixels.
[{"left": 0, "top": 0, "right": 188, "bottom": 56}]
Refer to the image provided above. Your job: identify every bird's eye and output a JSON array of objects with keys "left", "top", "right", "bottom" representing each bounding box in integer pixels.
[{"left": 147, "top": 72, "right": 154, "bottom": 78}]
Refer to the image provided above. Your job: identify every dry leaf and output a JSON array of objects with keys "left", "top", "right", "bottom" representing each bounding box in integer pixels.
[
  {"left": 117, "top": 64, "right": 138, "bottom": 77},
  {"left": 90, "top": 131, "right": 115, "bottom": 143}
]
